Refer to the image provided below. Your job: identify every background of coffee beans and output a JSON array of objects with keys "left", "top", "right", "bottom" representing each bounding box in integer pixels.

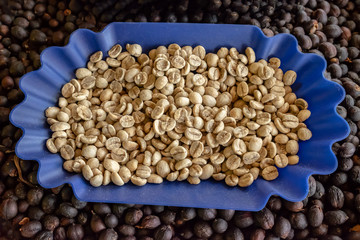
[{"left": 0, "top": 0, "right": 360, "bottom": 239}]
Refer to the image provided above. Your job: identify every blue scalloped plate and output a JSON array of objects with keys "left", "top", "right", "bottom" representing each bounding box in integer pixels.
[{"left": 10, "top": 23, "right": 349, "bottom": 211}]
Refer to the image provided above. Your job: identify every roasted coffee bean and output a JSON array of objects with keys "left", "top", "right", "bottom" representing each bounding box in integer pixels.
[
  {"left": 267, "top": 197, "right": 282, "bottom": 211},
  {"left": 28, "top": 206, "right": 45, "bottom": 220},
  {"left": 93, "top": 203, "right": 111, "bottom": 215},
  {"left": 307, "top": 205, "right": 323, "bottom": 227},
  {"left": 154, "top": 225, "right": 173, "bottom": 240},
  {"left": 197, "top": 208, "right": 217, "bottom": 221},
  {"left": 212, "top": 218, "right": 228, "bottom": 234},
  {"left": 0, "top": 198, "right": 17, "bottom": 220},
  {"left": 327, "top": 185, "right": 344, "bottom": 208},
  {"left": 34, "top": 230, "right": 53, "bottom": 240},
  {"left": 274, "top": 216, "right": 291, "bottom": 239},
  {"left": 77, "top": 212, "right": 88, "bottom": 225},
  {"left": 90, "top": 214, "right": 106, "bottom": 233},
  {"left": 324, "top": 210, "right": 349, "bottom": 226},
  {"left": 218, "top": 209, "right": 235, "bottom": 221},
  {"left": 289, "top": 212, "right": 308, "bottom": 229},
  {"left": 58, "top": 203, "right": 78, "bottom": 218},
  {"left": 225, "top": 226, "right": 244, "bottom": 240},
  {"left": 125, "top": 208, "right": 143, "bottom": 225},
  {"left": 254, "top": 208, "right": 274, "bottom": 230},
  {"left": 99, "top": 229, "right": 118, "bottom": 240},
  {"left": 27, "top": 188, "right": 44, "bottom": 206},
  {"left": 59, "top": 186, "right": 72, "bottom": 202},
  {"left": 312, "top": 223, "right": 328, "bottom": 237},
  {"left": 338, "top": 157, "right": 353, "bottom": 172},
  {"left": 104, "top": 214, "right": 118, "bottom": 228},
  {"left": 67, "top": 224, "right": 84, "bottom": 240},
  {"left": 140, "top": 215, "right": 161, "bottom": 229},
  {"left": 41, "top": 194, "right": 57, "bottom": 214},
  {"left": 160, "top": 210, "right": 176, "bottom": 225},
  {"left": 112, "top": 204, "right": 128, "bottom": 218},
  {"left": 20, "top": 220, "right": 42, "bottom": 238},
  {"left": 18, "top": 200, "right": 29, "bottom": 213},
  {"left": 350, "top": 166, "right": 360, "bottom": 184},
  {"left": 43, "top": 215, "right": 60, "bottom": 231},
  {"left": 71, "top": 196, "right": 87, "bottom": 209},
  {"left": 284, "top": 200, "right": 303, "bottom": 212},
  {"left": 54, "top": 226, "right": 66, "bottom": 240},
  {"left": 233, "top": 211, "right": 254, "bottom": 228},
  {"left": 194, "top": 220, "right": 212, "bottom": 238},
  {"left": 313, "top": 181, "right": 325, "bottom": 199}
]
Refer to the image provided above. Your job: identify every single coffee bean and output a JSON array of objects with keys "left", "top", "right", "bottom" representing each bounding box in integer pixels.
[
  {"left": 140, "top": 215, "right": 161, "bottom": 229},
  {"left": 307, "top": 205, "right": 324, "bottom": 227},
  {"left": 327, "top": 185, "right": 344, "bottom": 208},
  {"left": 197, "top": 208, "right": 217, "bottom": 221},
  {"left": 274, "top": 216, "right": 291, "bottom": 239},
  {"left": 20, "top": 220, "right": 42, "bottom": 238},
  {"left": 58, "top": 203, "right": 78, "bottom": 218},
  {"left": 154, "top": 225, "right": 173, "bottom": 240},
  {"left": 233, "top": 211, "right": 254, "bottom": 228},
  {"left": 289, "top": 212, "right": 308, "bottom": 230},
  {"left": 0, "top": 198, "right": 18, "bottom": 220},
  {"left": 99, "top": 229, "right": 118, "bottom": 240},
  {"left": 125, "top": 208, "right": 143, "bottom": 225},
  {"left": 90, "top": 214, "right": 106, "bottom": 233},
  {"left": 324, "top": 210, "right": 349, "bottom": 226},
  {"left": 104, "top": 214, "right": 118, "bottom": 228},
  {"left": 254, "top": 208, "right": 274, "bottom": 230}
]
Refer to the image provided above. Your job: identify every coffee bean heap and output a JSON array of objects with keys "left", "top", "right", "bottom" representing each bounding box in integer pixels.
[{"left": 0, "top": 0, "right": 360, "bottom": 239}]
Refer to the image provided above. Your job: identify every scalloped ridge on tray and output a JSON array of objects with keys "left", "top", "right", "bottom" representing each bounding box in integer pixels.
[{"left": 10, "top": 23, "right": 349, "bottom": 210}]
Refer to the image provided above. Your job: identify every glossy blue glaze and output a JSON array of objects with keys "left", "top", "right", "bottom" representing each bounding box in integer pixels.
[{"left": 10, "top": 23, "right": 349, "bottom": 210}]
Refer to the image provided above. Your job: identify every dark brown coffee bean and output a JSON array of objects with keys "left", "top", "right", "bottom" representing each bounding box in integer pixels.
[
  {"left": 250, "top": 228, "right": 265, "bottom": 240},
  {"left": 312, "top": 223, "right": 328, "bottom": 237},
  {"left": 90, "top": 214, "right": 106, "bottom": 233},
  {"left": 267, "top": 197, "right": 282, "bottom": 211},
  {"left": 212, "top": 218, "right": 228, "bottom": 233},
  {"left": 99, "top": 229, "right": 118, "bottom": 240},
  {"left": 225, "top": 226, "right": 244, "bottom": 240},
  {"left": 125, "top": 208, "right": 143, "bottom": 225},
  {"left": 307, "top": 205, "right": 323, "bottom": 227},
  {"left": 197, "top": 208, "right": 217, "bottom": 221},
  {"left": 20, "top": 220, "right": 42, "bottom": 238},
  {"left": 284, "top": 201, "right": 303, "bottom": 212},
  {"left": 43, "top": 215, "right": 59, "bottom": 231},
  {"left": 194, "top": 221, "right": 212, "bottom": 238},
  {"left": 218, "top": 209, "right": 235, "bottom": 221},
  {"left": 67, "top": 224, "right": 84, "bottom": 240},
  {"left": 0, "top": 198, "right": 17, "bottom": 220},
  {"left": 140, "top": 215, "right": 161, "bottom": 229},
  {"left": 58, "top": 203, "right": 78, "bottom": 218},
  {"left": 93, "top": 203, "right": 111, "bottom": 215},
  {"left": 54, "top": 227, "right": 66, "bottom": 240},
  {"left": 324, "top": 210, "right": 349, "bottom": 226},
  {"left": 28, "top": 206, "right": 45, "bottom": 220},
  {"left": 160, "top": 210, "right": 176, "bottom": 225},
  {"left": 327, "top": 185, "right": 344, "bottom": 209},
  {"left": 26, "top": 188, "right": 44, "bottom": 206},
  {"left": 154, "top": 225, "right": 173, "bottom": 240},
  {"left": 118, "top": 224, "right": 135, "bottom": 236},
  {"left": 233, "top": 211, "right": 254, "bottom": 228},
  {"left": 274, "top": 216, "right": 291, "bottom": 238},
  {"left": 104, "top": 214, "right": 118, "bottom": 228},
  {"left": 41, "top": 194, "right": 57, "bottom": 214},
  {"left": 254, "top": 208, "right": 274, "bottom": 230},
  {"left": 289, "top": 212, "right": 308, "bottom": 230}
]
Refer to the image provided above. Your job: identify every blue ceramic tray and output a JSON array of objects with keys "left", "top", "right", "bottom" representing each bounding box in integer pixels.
[{"left": 10, "top": 23, "right": 349, "bottom": 210}]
